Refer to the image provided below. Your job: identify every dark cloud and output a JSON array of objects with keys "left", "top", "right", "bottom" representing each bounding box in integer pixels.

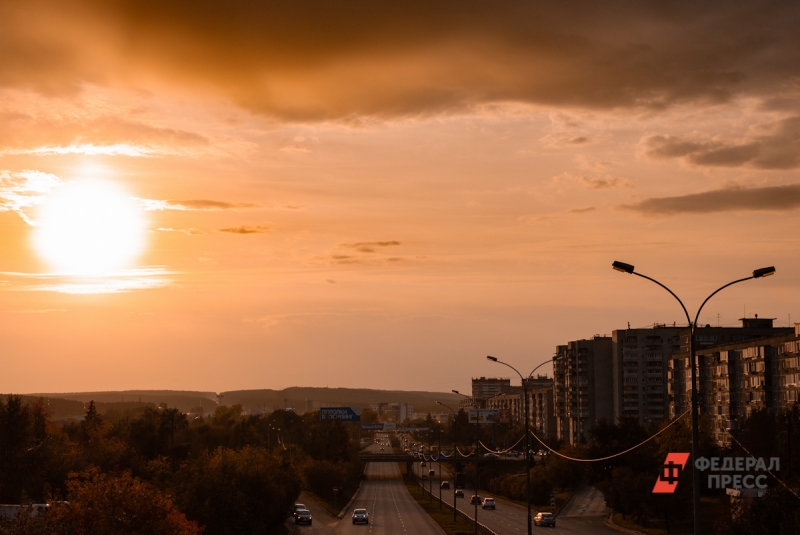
[
  {"left": 341, "top": 241, "right": 401, "bottom": 253},
  {"left": 621, "top": 184, "right": 800, "bottom": 215},
  {"left": 218, "top": 225, "right": 269, "bottom": 234},
  {"left": 580, "top": 176, "right": 633, "bottom": 190},
  {"left": 642, "top": 116, "right": 800, "bottom": 169},
  {"left": 2, "top": 1, "right": 799, "bottom": 119},
  {"left": 170, "top": 200, "right": 259, "bottom": 210},
  {"left": 569, "top": 207, "right": 596, "bottom": 214}
]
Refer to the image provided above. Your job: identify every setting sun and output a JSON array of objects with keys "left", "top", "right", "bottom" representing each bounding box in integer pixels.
[{"left": 32, "top": 179, "right": 146, "bottom": 276}]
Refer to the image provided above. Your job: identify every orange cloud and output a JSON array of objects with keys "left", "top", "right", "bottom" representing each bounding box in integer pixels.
[{"left": 1, "top": 2, "right": 798, "bottom": 120}]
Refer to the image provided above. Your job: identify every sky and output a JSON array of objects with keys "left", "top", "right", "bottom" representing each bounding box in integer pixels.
[{"left": 1, "top": 1, "right": 800, "bottom": 395}]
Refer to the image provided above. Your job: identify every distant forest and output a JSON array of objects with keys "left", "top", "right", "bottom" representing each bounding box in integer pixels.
[{"left": 7, "top": 387, "right": 463, "bottom": 419}]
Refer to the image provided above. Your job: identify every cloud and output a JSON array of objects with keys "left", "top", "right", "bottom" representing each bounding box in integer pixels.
[
  {"left": 2, "top": 2, "right": 799, "bottom": 119},
  {"left": 156, "top": 227, "right": 202, "bottom": 235},
  {"left": 0, "top": 169, "right": 61, "bottom": 224},
  {"left": 218, "top": 225, "right": 269, "bottom": 234},
  {"left": 141, "top": 199, "right": 259, "bottom": 211},
  {"left": 569, "top": 207, "right": 596, "bottom": 214},
  {"left": 579, "top": 176, "right": 633, "bottom": 190},
  {"left": 641, "top": 116, "right": 800, "bottom": 169},
  {"left": 340, "top": 241, "right": 401, "bottom": 253},
  {"left": 0, "top": 111, "right": 211, "bottom": 156},
  {"left": 553, "top": 172, "right": 633, "bottom": 190},
  {"left": 621, "top": 184, "right": 800, "bottom": 215}
]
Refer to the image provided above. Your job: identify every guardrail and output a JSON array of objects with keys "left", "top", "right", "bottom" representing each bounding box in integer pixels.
[{"left": 414, "top": 479, "right": 498, "bottom": 535}]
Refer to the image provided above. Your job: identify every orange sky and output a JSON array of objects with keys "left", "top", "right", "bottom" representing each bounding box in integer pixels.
[{"left": 1, "top": 1, "right": 799, "bottom": 395}]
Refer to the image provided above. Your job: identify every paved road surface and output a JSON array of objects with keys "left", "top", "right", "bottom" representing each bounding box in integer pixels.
[
  {"left": 410, "top": 458, "right": 619, "bottom": 535},
  {"left": 294, "top": 442, "right": 443, "bottom": 535}
]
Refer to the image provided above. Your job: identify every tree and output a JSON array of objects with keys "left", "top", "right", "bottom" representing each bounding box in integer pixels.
[
  {"left": 19, "top": 467, "right": 202, "bottom": 535},
  {"left": 174, "top": 446, "right": 299, "bottom": 535}
]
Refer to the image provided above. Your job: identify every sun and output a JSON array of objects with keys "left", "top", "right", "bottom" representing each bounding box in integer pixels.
[{"left": 32, "top": 179, "right": 146, "bottom": 276}]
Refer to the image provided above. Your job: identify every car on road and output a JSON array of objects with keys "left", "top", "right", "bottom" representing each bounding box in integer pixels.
[
  {"left": 455, "top": 489, "right": 464, "bottom": 498},
  {"left": 421, "top": 474, "right": 427, "bottom": 480},
  {"left": 507, "top": 451, "right": 521, "bottom": 457},
  {"left": 482, "top": 497, "right": 495, "bottom": 510},
  {"left": 469, "top": 495, "right": 482, "bottom": 505},
  {"left": 534, "top": 512, "right": 556, "bottom": 527},
  {"left": 295, "top": 510, "right": 312, "bottom": 525},
  {"left": 482, "top": 453, "right": 499, "bottom": 458},
  {"left": 352, "top": 508, "right": 369, "bottom": 524},
  {"left": 293, "top": 504, "right": 307, "bottom": 518},
  {"left": 380, "top": 447, "right": 384, "bottom": 450},
  {"left": 420, "top": 461, "right": 426, "bottom": 466},
  {"left": 440, "top": 481, "right": 450, "bottom": 489}
]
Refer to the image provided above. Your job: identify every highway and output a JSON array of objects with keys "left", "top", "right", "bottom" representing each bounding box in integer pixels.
[
  {"left": 410, "top": 452, "right": 621, "bottom": 535},
  {"left": 292, "top": 442, "right": 443, "bottom": 535}
]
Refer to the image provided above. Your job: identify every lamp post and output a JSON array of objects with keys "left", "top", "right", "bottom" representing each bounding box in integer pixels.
[
  {"left": 612, "top": 261, "right": 775, "bottom": 535},
  {"left": 438, "top": 401, "right": 458, "bottom": 521},
  {"left": 453, "top": 390, "right": 479, "bottom": 535},
  {"left": 487, "top": 355, "right": 558, "bottom": 535}
]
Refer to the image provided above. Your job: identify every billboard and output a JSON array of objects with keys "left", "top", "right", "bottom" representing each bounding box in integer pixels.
[
  {"left": 320, "top": 407, "right": 361, "bottom": 421},
  {"left": 360, "top": 422, "right": 396, "bottom": 431},
  {"left": 468, "top": 409, "right": 510, "bottom": 424},
  {"left": 361, "top": 423, "right": 384, "bottom": 430}
]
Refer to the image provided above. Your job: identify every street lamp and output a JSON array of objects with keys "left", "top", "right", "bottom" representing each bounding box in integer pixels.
[
  {"left": 453, "top": 389, "right": 480, "bottom": 535},
  {"left": 438, "top": 401, "right": 458, "bottom": 521},
  {"left": 487, "top": 355, "right": 558, "bottom": 535},
  {"left": 612, "top": 260, "right": 775, "bottom": 535}
]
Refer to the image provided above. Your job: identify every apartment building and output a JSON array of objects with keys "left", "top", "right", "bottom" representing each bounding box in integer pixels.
[
  {"left": 667, "top": 318, "right": 796, "bottom": 446},
  {"left": 612, "top": 325, "right": 681, "bottom": 426},
  {"left": 669, "top": 317, "right": 793, "bottom": 417},
  {"left": 484, "top": 375, "right": 556, "bottom": 439},
  {"left": 471, "top": 377, "right": 512, "bottom": 406},
  {"left": 553, "top": 336, "right": 613, "bottom": 444}
]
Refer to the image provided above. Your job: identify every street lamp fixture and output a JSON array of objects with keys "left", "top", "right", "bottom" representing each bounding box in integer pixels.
[
  {"left": 612, "top": 260, "right": 776, "bottom": 535},
  {"left": 437, "top": 401, "right": 459, "bottom": 522},
  {"left": 486, "top": 355, "right": 557, "bottom": 535}
]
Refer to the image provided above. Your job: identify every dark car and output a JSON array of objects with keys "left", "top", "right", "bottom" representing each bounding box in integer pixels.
[
  {"left": 455, "top": 489, "right": 464, "bottom": 498},
  {"left": 534, "top": 512, "right": 556, "bottom": 527},
  {"left": 293, "top": 504, "right": 307, "bottom": 518},
  {"left": 295, "top": 510, "right": 312, "bottom": 525},
  {"left": 482, "top": 498, "right": 496, "bottom": 510},
  {"left": 352, "top": 508, "right": 369, "bottom": 524},
  {"left": 440, "top": 481, "right": 450, "bottom": 489},
  {"left": 470, "top": 495, "right": 482, "bottom": 505}
]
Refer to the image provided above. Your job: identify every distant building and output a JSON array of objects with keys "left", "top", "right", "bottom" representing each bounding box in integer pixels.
[
  {"left": 485, "top": 375, "right": 556, "bottom": 439},
  {"left": 377, "top": 402, "right": 413, "bottom": 422},
  {"left": 553, "top": 336, "right": 613, "bottom": 444},
  {"left": 471, "top": 377, "right": 512, "bottom": 407}
]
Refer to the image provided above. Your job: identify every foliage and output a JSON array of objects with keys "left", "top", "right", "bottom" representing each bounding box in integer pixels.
[
  {"left": 0, "top": 467, "right": 201, "bottom": 535},
  {"left": 173, "top": 446, "right": 298, "bottom": 535}
]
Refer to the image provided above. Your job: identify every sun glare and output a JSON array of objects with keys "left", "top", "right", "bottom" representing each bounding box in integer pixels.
[{"left": 32, "top": 179, "right": 146, "bottom": 276}]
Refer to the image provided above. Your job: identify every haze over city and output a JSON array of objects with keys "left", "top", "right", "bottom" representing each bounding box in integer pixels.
[{"left": 1, "top": 1, "right": 799, "bottom": 395}]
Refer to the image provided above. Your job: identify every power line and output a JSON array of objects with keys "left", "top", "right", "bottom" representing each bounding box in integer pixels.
[{"left": 527, "top": 410, "right": 690, "bottom": 462}]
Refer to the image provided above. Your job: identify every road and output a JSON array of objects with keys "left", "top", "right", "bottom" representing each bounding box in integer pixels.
[
  {"left": 292, "top": 442, "right": 443, "bottom": 535},
  {"left": 410, "top": 454, "right": 621, "bottom": 535}
]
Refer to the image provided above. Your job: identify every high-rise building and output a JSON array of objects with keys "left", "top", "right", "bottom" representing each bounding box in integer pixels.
[
  {"left": 668, "top": 321, "right": 799, "bottom": 446},
  {"left": 484, "top": 375, "right": 556, "bottom": 439},
  {"left": 471, "top": 377, "right": 512, "bottom": 405},
  {"left": 612, "top": 326, "right": 681, "bottom": 426},
  {"left": 553, "top": 336, "right": 613, "bottom": 444}
]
